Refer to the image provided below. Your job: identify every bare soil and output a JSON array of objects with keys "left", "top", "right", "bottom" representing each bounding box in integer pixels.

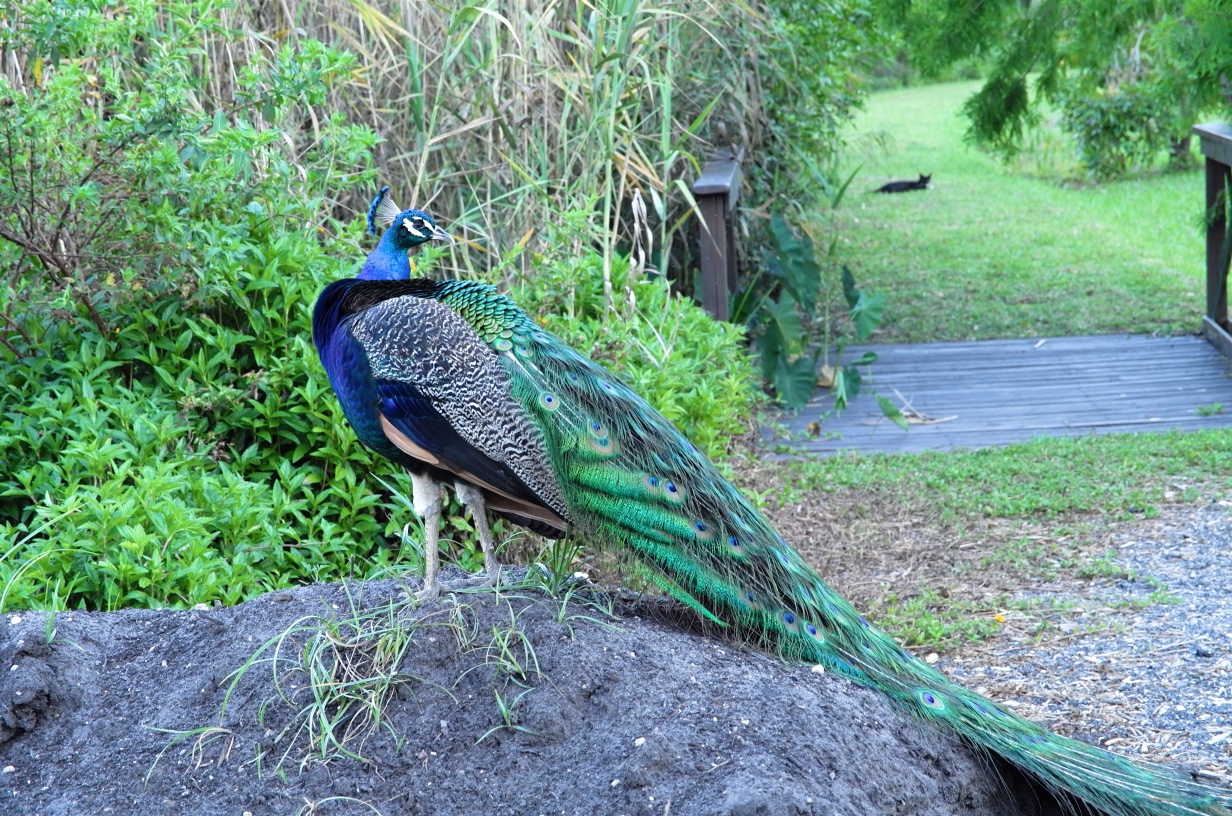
[{"left": 0, "top": 574, "right": 1053, "bottom": 816}]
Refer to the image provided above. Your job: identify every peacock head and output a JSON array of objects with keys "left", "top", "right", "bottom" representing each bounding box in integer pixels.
[{"left": 366, "top": 185, "right": 452, "bottom": 250}]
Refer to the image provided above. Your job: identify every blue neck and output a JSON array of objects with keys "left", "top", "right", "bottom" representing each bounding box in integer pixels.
[{"left": 358, "top": 231, "right": 410, "bottom": 280}]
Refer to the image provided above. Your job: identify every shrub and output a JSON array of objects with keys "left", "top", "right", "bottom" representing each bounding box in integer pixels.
[
  {"left": 1060, "top": 88, "right": 1169, "bottom": 180},
  {"left": 0, "top": 2, "right": 767, "bottom": 612},
  {"left": 0, "top": 1, "right": 398, "bottom": 610}
]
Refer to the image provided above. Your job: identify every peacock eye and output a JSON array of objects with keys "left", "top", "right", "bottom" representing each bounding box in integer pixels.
[{"left": 411, "top": 217, "right": 424, "bottom": 229}]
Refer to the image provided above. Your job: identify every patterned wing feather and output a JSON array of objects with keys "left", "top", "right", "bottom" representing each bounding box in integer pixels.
[{"left": 348, "top": 293, "right": 568, "bottom": 527}]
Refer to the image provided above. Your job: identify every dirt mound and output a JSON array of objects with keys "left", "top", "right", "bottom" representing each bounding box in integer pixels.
[{"left": 0, "top": 576, "right": 1048, "bottom": 816}]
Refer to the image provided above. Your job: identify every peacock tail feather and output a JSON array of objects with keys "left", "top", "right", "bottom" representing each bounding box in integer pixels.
[
  {"left": 405, "top": 277, "right": 1231, "bottom": 816},
  {"left": 315, "top": 185, "right": 1229, "bottom": 816}
]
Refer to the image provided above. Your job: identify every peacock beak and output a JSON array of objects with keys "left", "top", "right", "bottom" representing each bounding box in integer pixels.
[{"left": 429, "top": 223, "right": 453, "bottom": 242}]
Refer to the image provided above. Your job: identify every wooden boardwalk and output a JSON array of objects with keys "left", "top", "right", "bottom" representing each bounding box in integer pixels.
[{"left": 770, "top": 334, "right": 1232, "bottom": 456}]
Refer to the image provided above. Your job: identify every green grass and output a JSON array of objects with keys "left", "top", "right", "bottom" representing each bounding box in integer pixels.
[
  {"left": 785, "top": 429, "right": 1231, "bottom": 521},
  {"left": 830, "top": 80, "right": 1206, "bottom": 343},
  {"left": 874, "top": 588, "right": 1002, "bottom": 648},
  {"left": 777, "top": 429, "right": 1232, "bottom": 649}
]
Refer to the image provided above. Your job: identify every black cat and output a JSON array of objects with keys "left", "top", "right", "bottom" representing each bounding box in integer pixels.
[{"left": 874, "top": 173, "right": 931, "bottom": 193}]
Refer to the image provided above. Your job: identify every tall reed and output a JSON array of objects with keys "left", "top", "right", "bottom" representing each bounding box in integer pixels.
[
  {"left": 207, "top": 0, "right": 771, "bottom": 303},
  {"left": 2, "top": 0, "right": 874, "bottom": 307}
]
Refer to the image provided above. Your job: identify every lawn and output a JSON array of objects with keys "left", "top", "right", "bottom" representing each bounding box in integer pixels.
[
  {"left": 775, "top": 80, "right": 1232, "bottom": 655},
  {"left": 828, "top": 80, "right": 1207, "bottom": 343}
]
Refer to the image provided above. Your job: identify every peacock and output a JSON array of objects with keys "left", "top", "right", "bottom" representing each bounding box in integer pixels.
[
  {"left": 312, "top": 187, "right": 1231, "bottom": 816},
  {"left": 312, "top": 187, "right": 568, "bottom": 599}
]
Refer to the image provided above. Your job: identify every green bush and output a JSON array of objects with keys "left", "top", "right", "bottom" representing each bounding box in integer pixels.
[
  {"left": 1060, "top": 88, "right": 1169, "bottom": 180},
  {"left": 0, "top": 1, "right": 767, "bottom": 612},
  {"left": 757, "top": 0, "right": 883, "bottom": 189},
  {"left": 0, "top": 1, "right": 396, "bottom": 611}
]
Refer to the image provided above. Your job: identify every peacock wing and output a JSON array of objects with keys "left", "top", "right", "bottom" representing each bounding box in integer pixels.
[{"left": 347, "top": 294, "right": 568, "bottom": 530}]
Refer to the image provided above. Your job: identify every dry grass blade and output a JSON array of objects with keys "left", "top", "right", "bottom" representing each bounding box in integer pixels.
[{"left": 188, "top": 0, "right": 769, "bottom": 289}]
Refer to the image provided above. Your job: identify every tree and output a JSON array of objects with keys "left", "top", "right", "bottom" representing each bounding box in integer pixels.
[{"left": 877, "top": 0, "right": 1232, "bottom": 176}]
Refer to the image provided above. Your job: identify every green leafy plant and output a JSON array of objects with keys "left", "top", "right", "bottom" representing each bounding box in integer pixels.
[
  {"left": 829, "top": 265, "right": 886, "bottom": 409},
  {"left": 511, "top": 251, "right": 761, "bottom": 459},
  {"left": 0, "top": 2, "right": 395, "bottom": 611},
  {"left": 732, "top": 204, "right": 903, "bottom": 428},
  {"left": 1060, "top": 88, "right": 1170, "bottom": 180}
]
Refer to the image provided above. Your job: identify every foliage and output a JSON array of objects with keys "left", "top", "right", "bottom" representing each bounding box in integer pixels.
[
  {"left": 1060, "top": 87, "right": 1171, "bottom": 180},
  {"left": 0, "top": 0, "right": 394, "bottom": 612},
  {"left": 0, "top": 0, "right": 373, "bottom": 335},
  {"left": 754, "top": 0, "right": 885, "bottom": 193},
  {"left": 66, "top": 0, "right": 872, "bottom": 301},
  {"left": 737, "top": 212, "right": 829, "bottom": 409},
  {"left": 0, "top": 1, "right": 777, "bottom": 612},
  {"left": 734, "top": 199, "right": 896, "bottom": 420},
  {"left": 876, "top": 0, "right": 1232, "bottom": 176}
]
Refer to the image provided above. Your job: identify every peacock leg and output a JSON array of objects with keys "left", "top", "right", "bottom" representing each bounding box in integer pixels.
[
  {"left": 454, "top": 481, "right": 502, "bottom": 589},
  {"left": 410, "top": 472, "right": 442, "bottom": 601}
]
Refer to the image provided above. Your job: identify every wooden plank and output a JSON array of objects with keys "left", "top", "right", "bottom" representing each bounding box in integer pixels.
[
  {"left": 696, "top": 194, "right": 729, "bottom": 320},
  {"left": 1195, "top": 123, "right": 1232, "bottom": 167},
  {"left": 792, "top": 399, "right": 1231, "bottom": 424},
  {"left": 692, "top": 158, "right": 742, "bottom": 211},
  {"left": 769, "top": 334, "right": 1232, "bottom": 457},
  {"left": 1204, "top": 156, "right": 1230, "bottom": 326},
  {"left": 831, "top": 333, "right": 1219, "bottom": 358},
  {"left": 824, "top": 338, "right": 1227, "bottom": 380},
  {"left": 779, "top": 410, "right": 1225, "bottom": 438},
  {"left": 693, "top": 152, "right": 743, "bottom": 322},
  {"left": 845, "top": 333, "right": 1204, "bottom": 355},
  {"left": 1204, "top": 316, "right": 1232, "bottom": 359},
  {"left": 853, "top": 366, "right": 1230, "bottom": 384}
]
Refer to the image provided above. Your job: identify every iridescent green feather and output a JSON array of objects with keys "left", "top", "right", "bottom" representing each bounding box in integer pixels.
[{"left": 428, "top": 280, "right": 1229, "bottom": 816}]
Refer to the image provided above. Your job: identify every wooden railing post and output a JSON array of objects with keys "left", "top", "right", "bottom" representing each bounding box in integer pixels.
[
  {"left": 1194, "top": 123, "right": 1232, "bottom": 358},
  {"left": 692, "top": 147, "right": 744, "bottom": 321}
]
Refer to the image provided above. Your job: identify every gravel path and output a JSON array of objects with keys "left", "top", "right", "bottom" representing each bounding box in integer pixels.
[{"left": 943, "top": 501, "right": 1232, "bottom": 783}]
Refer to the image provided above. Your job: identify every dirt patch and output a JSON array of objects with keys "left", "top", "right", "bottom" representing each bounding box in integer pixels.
[
  {"left": 735, "top": 458, "right": 1148, "bottom": 641},
  {"left": 0, "top": 575, "right": 1051, "bottom": 816}
]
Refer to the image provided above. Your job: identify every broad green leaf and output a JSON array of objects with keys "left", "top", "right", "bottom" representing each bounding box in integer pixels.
[
  {"left": 851, "top": 291, "right": 886, "bottom": 342},
  {"left": 877, "top": 396, "right": 910, "bottom": 431},
  {"left": 774, "top": 355, "right": 819, "bottom": 410}
]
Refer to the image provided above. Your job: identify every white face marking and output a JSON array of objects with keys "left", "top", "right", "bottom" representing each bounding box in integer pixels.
[{"left": 403, "top": 220, "right": 424, "bottom": 238}]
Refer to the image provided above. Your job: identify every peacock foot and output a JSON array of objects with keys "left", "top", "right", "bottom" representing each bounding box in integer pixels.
[
  {"left": 446, "top": 568, "right": 504, "bottom": 592},
  {"left": 413, "top": 580, "right": 441, "bottom": 603}
]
